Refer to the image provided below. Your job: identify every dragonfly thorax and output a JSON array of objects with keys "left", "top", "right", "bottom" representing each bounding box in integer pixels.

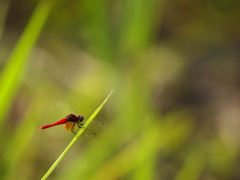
[{"left": 66, "top": 113, "right": 84, "bottom": 123}]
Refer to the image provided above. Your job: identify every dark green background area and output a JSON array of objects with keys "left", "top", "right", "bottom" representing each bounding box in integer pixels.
[{"left": 0, "top": 0, "right": 240, "bottom": 179}]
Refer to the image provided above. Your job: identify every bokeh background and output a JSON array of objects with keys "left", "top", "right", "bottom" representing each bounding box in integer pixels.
[{"left": 0, "top": 0, "right": 240, "bottom": 179}]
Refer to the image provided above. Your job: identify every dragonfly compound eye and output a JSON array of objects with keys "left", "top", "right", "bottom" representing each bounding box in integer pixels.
[{"left": 78, "top": 115, "right": 84, "bottom": 122}]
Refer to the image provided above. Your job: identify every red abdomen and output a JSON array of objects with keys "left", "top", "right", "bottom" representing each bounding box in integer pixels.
[{"left": 39, "top": 119, "right": 67, "bottom": 129}]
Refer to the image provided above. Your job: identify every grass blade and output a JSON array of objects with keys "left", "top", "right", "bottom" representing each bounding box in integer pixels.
[
  {"left": 0, "top": 0, "right": 55, "bottom": 129},
  {"left": 41, "top": 90, "right": 113, "bottom": 180}
]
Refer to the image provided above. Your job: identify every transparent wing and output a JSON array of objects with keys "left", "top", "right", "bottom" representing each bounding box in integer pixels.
[
  {"left": 89, "top": 120, "right": 105, "bottom": 131},
  {"left": 75, "top": 120, "right": 105, "bottom": 138}
]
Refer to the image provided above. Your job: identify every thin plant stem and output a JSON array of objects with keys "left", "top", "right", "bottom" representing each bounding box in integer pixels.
[{"left": 41, "top": 90, "right": 113, "bottom": 180}]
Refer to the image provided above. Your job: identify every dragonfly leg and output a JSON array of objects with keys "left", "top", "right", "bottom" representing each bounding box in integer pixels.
[
  {"left": 77, "top": 122, "right": 84, "bottom": 128},
  {"left": 77, "top": 122, "right": 81, "bottom": 128},
  {"left": 71, "top": 125, "right": 76, "bottom": 135}
]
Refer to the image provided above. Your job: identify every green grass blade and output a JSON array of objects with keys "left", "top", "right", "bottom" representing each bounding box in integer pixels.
[
  {"left": 2, "top": 97, "right": 46, "bottom": 180},
  {"left": 0, "top": 0, "right": 55, "bottom": 129},
  {"left": 41, "top": 90, "right": 113, "bottom": 180}
]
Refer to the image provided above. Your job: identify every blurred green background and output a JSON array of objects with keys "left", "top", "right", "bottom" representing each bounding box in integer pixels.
[{"left": 0, "top": 0, "right": 240, "bottom": 179}]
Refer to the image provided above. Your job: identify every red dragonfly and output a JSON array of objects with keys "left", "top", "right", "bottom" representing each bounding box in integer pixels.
[{"left": 39, "top": 113, "right": 92, "bottom": 135}]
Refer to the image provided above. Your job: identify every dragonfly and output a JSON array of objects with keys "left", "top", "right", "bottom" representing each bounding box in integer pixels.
[{"left": 39, "top": 113, "right": 99, "bottom": 135}]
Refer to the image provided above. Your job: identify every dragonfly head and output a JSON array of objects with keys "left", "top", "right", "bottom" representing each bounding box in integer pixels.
[{"left": 77, "top": 115, "right": 84, "bottom": 122}]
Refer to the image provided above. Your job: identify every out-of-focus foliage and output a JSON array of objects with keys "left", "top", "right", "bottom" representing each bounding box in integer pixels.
[{"left": 0, "top": 0, "right": 240, "bottom": 179}]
